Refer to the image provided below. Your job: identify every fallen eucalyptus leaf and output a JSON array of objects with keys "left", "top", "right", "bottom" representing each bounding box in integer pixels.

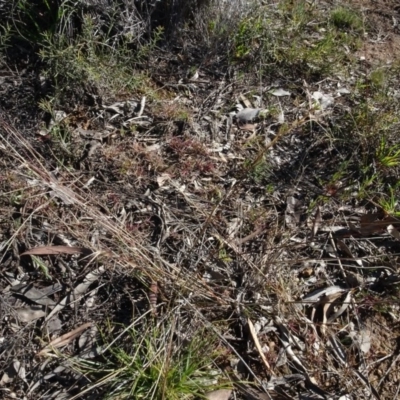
[
  {"left": 0, "top": 360, "right": 27, "bottom": 385},
  {"left": 387, "top": 224, "right": 400, "bottom": 240},
  {"left": 270, "top": 88, "right": 290, "bottom": 96},
  {"left": 302, "top": 285, "right": 347, "bottom": 304},
  {"left": 357, "top": 329, "right": 372, "bottom": 354},
  {"left": 16, "top": 306, "right": 46, "bottom": 322},
  {"left": 205, "top": 389, "right": 232, "bottom": 400},
  {"left": 235, "top": 108, "right": 262, "bottom": 123},
  {"left": 21, "top": 246, "right": 92, "bottom": 256},
  {"left": 11, "top": 283, "right": 56, "bottom": 307},
  {"left": 46, "top": 316, "right": 62, "bottom": 335}
]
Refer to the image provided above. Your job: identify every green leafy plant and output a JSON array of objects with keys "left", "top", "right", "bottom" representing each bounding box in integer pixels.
[
  {"left": 369, "top": 68, "right": 388, "bottom": 90},
  {"left": 234, "top": 16, "right": 263, "bottom": 60},
  {"left": 0, "top": 22, "right": 12, "bottom": 49},
  {"left": 39, "top": 13, "right": 163, "bottom": 105}
]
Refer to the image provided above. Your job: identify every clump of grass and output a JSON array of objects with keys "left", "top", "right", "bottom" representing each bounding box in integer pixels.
[
  {"left": 228, "top": 0, "right": 363, "bottom": 78},
  {"left": 376, "top": 137, "right": 400, "bottom": 169},
  {"left": 369, "top": 68, "right": 388, "bottom": 91},
  {"left": 378, "top": 184, "right": 400, "bottom": 217},
  {"left": 39, "top": 20, "right": 163, "bottom": 105},
  {"left": 330, "top": 6, "right": 363, "bottom": 31},
  {"left": 155, "top": 102, "right": 192, "bottom": 122},
  {"left": 1, "top": 0, "right": 74, "bottom": 46},
  {"left": 73, "top": 320, "right": 227, "bottom": 400},
  {"left": 321, "top": 53, "right": 400, "bottom": 202}
]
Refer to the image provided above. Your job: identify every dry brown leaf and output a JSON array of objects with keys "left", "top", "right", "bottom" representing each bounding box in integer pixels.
[
  {"left": 360, "top": 213, "right": 399, "bottom": 236},
  {"left": 360, "top": 211, "right": 385, "bottom": 225},
  {"left": 37, "top": 322, "right": 92, "bottom": 356},
  {"left": 205, "top": 389, "right": 232, "bottom": 400},
  {"left": 21, "top": 246, "right": 92, "bottom": 256},
  {"left": 348, "top": 221, "right": 361, "bottom": 234},
  {"left": 387, "top": 224, "right": 400, "bottom": 240},
  {"left": 11, "top": 283, "right": 57, "bottom": 307},
  {"left": 16, "top": 306, "right": 46, "bottom": 322}
]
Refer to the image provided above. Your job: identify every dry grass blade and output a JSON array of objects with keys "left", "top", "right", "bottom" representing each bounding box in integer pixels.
[
  {"left": 329, "top": 335, "right": 381, "bottom": 400},
  {"left": 21, "top": 246, "right": 92, "bottom": 256},
  {"left": 247, "top": 318, "right": 273, "bottom": 375},
  {"left": 311, "top": 206, "right": 321, "bottom": 240},
  {"left": 37, "top": 322, "right": 92, "bottom": 356}
]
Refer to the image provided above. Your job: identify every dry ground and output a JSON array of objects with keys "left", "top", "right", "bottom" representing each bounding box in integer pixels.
[{"left": 1, "top": 1, "right": 400, "bottom": 399}]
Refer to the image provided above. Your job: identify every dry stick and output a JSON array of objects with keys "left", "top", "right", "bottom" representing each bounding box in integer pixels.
[
  {"left": 377, "top": 352, "right": 400, "bottom": 388},
  {"left": 248, "top": 318, "right": 274, "bottom": 376}
]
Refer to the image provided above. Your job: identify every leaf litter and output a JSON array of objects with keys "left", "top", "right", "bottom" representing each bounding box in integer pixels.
[{"left": 1, "top": 1, "right": 400, "bottom": 399}]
